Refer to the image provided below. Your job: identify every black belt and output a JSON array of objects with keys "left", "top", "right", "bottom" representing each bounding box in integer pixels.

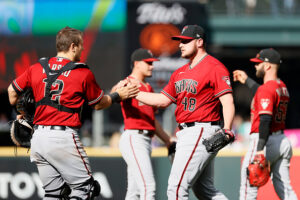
[
  {"left": 34, "top": 125, "right": 66, "bottom": 131},
  {"left": 178, "top": 121, "right": 220, "bottom": 130},
  {"left": 138, "top": 130, "right": 155, "bottom": 137}
]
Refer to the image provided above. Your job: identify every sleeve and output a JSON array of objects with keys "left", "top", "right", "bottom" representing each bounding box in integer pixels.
[
  {"left": 83, "top": 70, "right": 104, "bottom": 106},
  {"left": 257, "top": 114, "right": 272, "bottom": 151},
  {"left": 256, "top": 86, "right": 275, "bottom": 116},
  {"left": 213, "top": 66, "right": 233, "bottom": 98},
  {"left": 245, "top": 77, "right": 260, "bottom": 95},
  {"left": 11, "top": 67, "right": 31, "bottom": 95},
  {"left": 161, "top": 71, "right": 177, "bottom": 103}
]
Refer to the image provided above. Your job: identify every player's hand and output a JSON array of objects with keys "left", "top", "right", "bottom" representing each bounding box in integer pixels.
[
  {"left": 17, "top": 114, "right": 24, "bottom": 120},
  {"left": 126, "top": 77, "right": 141, "bottom": 88},
  {"left": 116, "top": 84, "right": 139, "bottom": 100},
  {"left": 233, "top": 70, "right": 248, "bottom": 84}
]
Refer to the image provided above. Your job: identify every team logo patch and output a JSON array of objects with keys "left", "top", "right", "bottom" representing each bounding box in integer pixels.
[
  {"left": 260, "top": 99, "right": 270, "bottom": 109},
  {"left": 182, "top": 26, "right": 188, "bottom": 34},
  {"left": 222, "top": 76, "right": 231, "bottom": 87},
  {"left": 147, "top": 50, "right": 153, "bottom": 57}
]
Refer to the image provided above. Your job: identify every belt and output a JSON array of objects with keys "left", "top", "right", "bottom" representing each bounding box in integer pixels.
[
  {"left": 34, "top": 125, "right": 66, "bottom": 131},
  {"left": 272, "top": 130, "right": 283, "bottom": 135},
  {"left": 138, "top": 130, "right": 155, "bottom": 137},
  {"left": 178, "top": 121, "right": 220, "bottom": 130}
]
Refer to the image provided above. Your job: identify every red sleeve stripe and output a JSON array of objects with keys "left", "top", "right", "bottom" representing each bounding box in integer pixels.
[
  {"left": 88, "top": 90, "right": 104, "bottom": 105},
  {"left": 161, "top": 90, "right": 176, "bottom": 103},
  {"left": 214, "top": 89, "right": 232, "bottom": 98},
  {"left": 12, "top": 80, "right": 23, "bottom": 92},
  {"left": 258, "top": 111, "right": 273, "bottom": 115}
]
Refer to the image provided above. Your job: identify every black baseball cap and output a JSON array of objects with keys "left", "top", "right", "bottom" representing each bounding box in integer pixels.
[
  {"left": 171, "top": 25, "right": 204, "bottom": 40},
  {"left": 250, "top": 48, "right": 282, "bottom": 64},
  {"left": 131, "top": 48, "right": 159, "bottom": 63}
]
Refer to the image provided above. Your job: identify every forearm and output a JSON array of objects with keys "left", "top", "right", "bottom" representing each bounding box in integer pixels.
[
  {"left": 8, "top": 84, "right": 19, "bottom": 105},
  {"left": 94, "top": 95, "right": 112, "bottom": 110},
  {"left": 245, "top": 77, "right": 260, "bottom": 94},
  {"left": 154, "top": 119, "right": 171, "bottom": 147},
  {"left": 136, "top": 91, "right": 172, "bottom": 108},
  {"left": 220, "top": 93, "right": 235, "bottom": 130},
  {"left": 257, "top": 114, "right": 272, "bottom": 151}
]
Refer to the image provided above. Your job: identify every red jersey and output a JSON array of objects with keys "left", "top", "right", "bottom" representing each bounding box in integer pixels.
[
  {"left": 250, "top": 79, "right": 289, "bottom": 133},
  {"left": 162, "top": 54, "right": 232, "bottom": 123},
  {"left": 121, "top": 76, "right": 155, "bottom": 131},
  {"left": 12, "top": 57, "right": 103, "bottom": 127}
]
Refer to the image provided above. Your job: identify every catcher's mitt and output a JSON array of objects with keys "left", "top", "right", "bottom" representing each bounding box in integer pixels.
[
  {"left": 247, "top": 154, "right": 270, "bottom": 187},
  {"left": 10, "top": 119, "right": 33, "bottom": 148},
  {"left": 16, "top": 88, "right": 35, "bottom": 124},
  {"left": 168, "top": 142, "right": 176, "bottom": 163},
  {"left": 202, "top": 129, "right": 235, "bottom": 153}
]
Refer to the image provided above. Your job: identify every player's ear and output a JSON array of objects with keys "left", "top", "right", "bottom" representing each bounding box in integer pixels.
[
  {"left": 196, "top": 38, "right": 204, "bottom": 48},
  {"left": 70, "top": 43, "right": 76, "bottom": 53},
  {"left": 264, "top": 63, "right": 272, "bottom": 71}
]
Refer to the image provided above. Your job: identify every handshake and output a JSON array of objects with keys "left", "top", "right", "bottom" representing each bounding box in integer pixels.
[{"left": 110, "top": 78, "right": 141, "bottom": 103}]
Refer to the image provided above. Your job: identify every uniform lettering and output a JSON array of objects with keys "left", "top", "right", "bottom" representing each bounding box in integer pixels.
[
  {"left": 276, "top": 87, "right": 289, "bottom": 97},
  {"left": 175, "top": 79, "right": 198, "bottom": 94}
]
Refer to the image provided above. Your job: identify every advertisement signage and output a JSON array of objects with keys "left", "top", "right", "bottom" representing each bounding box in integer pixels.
[{"left": 127, "top": 1, "right": 209, "bottom": 91}]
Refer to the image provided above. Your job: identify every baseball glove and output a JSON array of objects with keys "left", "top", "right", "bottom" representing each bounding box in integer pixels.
[
  {"left": 10, "top": 119, "right": 33, "bottom": 148},
  {"left": 168, "top": 142, "right": 176, "bottom": 163},
  {"left": 247, "top": 154, "right": 270, "bottom": 187},
  {"left": 202, "top": 129, "right": 235, "bottom": 153},
  {"left": 16, "top": 88, "right": 35, "bottom": 124}
]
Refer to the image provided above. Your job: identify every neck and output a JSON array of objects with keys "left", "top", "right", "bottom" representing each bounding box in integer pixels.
[
  {"left": 130, "top": 71, "right": 145, "bottom": 82},
  {"left": 190, "top": 49, "right": 207, "bottom": 69},
  {"left": 56, "top": 51, "right": 75, "bottom": 61},
  {"left": 263, "top": 70, "right": 278, "bottom": 83}
]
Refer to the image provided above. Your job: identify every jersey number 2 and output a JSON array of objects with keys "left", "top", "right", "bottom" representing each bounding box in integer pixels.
[{"left": 43, "top": 79, "right": 64, "bottom": 104}]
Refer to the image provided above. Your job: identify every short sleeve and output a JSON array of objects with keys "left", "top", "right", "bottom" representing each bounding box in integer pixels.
[
  {"left": 256, "top": 86, "right": 275, "bottom": 116},
  {"left": 12, "top": 67, "right": 31, "bottom": 95},
  {"left": 213, "top": 66, "right": 232, "bottom": 98},
  {"left": 161, "top": 72, "right": 177, "bottom": 102},
  {"left": 84, "top": 70, "right": 104, "bottom": 106}
]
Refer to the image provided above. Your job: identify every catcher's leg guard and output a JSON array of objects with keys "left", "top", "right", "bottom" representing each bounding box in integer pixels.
[
  {"left": 69, "top": 177, "right": 100, "bottom": 200},
  {"left": 44, "top": 183, "right": 71, "bottom": 199}
]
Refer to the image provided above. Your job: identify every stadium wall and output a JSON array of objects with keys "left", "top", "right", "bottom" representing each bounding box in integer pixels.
[{"left": 0, "top": 147, "right": 299, "bottom": 200}]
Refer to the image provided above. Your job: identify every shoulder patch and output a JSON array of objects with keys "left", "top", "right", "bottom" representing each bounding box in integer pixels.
[
  {"left": 260, "top": 98, "right": 270, "bottom": 110},
  {"left": 222, "top": 76, "right": 231, "bottom": 87}
]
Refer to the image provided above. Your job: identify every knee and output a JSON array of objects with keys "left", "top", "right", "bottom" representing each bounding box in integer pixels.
[
  {"left": 69, "top": 177, "right": 101, "bottom": 200},
  {"left": 44, "top": 182, "right": 71, "bottom": 199}
]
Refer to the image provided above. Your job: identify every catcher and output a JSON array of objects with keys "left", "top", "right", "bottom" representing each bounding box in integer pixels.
[
  {"left": 10, "top": 88, "right": 35, "bottom": 148},
  {"left": 234, "top": 48, "right": 297, "bottom": 200}
]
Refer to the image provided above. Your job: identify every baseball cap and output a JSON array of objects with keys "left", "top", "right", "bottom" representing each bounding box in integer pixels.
[
  {"left": 131, "top": 48, "right": 159, "bottom": 63},
  {"left": 250, "top": 48, "right": 282, "bottom": 64},
  {"left": 171, "top": 25, "right": 205, "bottom": 40}
]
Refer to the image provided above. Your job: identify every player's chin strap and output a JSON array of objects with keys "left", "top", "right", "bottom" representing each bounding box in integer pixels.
[{"left": 36, "top": 57, "right": 88, "bottom": 114}]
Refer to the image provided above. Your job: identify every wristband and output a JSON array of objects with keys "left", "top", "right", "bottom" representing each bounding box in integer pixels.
[{"left": 109, "top": 92, "right": 121, "bottom": 103}]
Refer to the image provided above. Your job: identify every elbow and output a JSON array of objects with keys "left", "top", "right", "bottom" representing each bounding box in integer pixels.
[{"left": 157, "top": 102, "right": 170, "bottom": 108}]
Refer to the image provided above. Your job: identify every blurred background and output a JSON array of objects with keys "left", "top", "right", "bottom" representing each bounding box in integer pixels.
[{"left": 0, "top": 0, "right": 300, "bottom": 199}]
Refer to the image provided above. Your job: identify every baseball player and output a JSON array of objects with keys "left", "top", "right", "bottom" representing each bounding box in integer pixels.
[
  {"left": 233, "top": 48, "right": 298, "bottom": 200},
  {"left": 135, "top": 25, "right": 235, "bottom": 200},
  {"left": 7, "top": 26, "right": 139, "bottom": 200},
  {"left": 112, "top": 48, "right": 174, "bottom": 200}
]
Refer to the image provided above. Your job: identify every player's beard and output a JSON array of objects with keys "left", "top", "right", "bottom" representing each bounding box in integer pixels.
[
  {"left": 74, "top": 53, "right": 81, "bottom": 62},
  {"left": 256, "top": 67, "right": 265, "bottom": 78},
  {"left": 181, "top": 48, "right": 197, "bottom": 59}
]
